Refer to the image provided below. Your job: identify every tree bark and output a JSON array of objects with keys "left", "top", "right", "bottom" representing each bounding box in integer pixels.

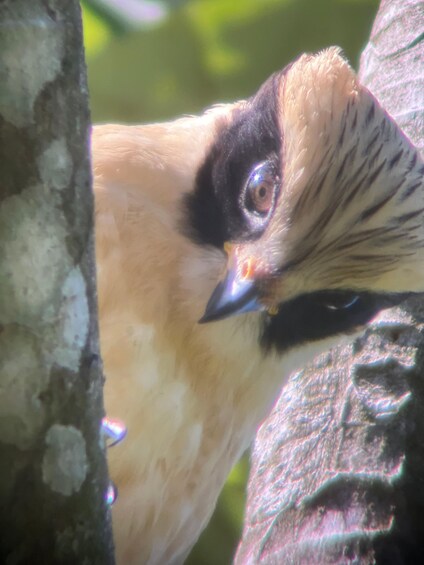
[
  {"left": 0, "top": 1, "right": 114, "bottom": 563},
  {"left": 236, "top": 1, "right": 424, "bottom": 563}
]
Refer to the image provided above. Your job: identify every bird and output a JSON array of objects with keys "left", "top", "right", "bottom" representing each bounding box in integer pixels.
[{"left": 92, "top": 47, "right": 424, "bottom": 564}]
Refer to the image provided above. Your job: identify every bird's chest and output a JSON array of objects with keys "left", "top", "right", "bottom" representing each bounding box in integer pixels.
[{"left": 102, "top": 314, "right": 280, "bottom": 564}]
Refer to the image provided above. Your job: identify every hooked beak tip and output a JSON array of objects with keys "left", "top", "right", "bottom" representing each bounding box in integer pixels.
[{"left": 198, "top": 272, "right": 263, "bottom": 324}]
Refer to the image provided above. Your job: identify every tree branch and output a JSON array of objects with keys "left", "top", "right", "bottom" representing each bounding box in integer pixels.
[
  {"left": 0, "top": 1, "right": 114, "bottom": 562},
  {"left": 236, "top": 1, "right": 424, "bottom": 562}
]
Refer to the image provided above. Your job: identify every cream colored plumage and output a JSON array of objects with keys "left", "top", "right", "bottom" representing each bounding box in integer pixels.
[
  {"left": 92, "top": 48, "right": 424, "bottom": 564},
  {"left": 94, "top": 111, "right": 291, "bottom": 564}
]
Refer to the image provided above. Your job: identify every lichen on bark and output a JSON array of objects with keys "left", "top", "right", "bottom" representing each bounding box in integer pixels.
[{"left": 0, "top": 1, "right": 114, "bottom": 563}]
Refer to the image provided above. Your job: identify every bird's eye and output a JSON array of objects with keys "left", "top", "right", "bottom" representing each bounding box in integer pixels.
[
  {"left": 324, "top": 294, "right": 360, "bottom": 310},
  {"left": 243, "top": 161, "right": 278, "bottom": 218}
]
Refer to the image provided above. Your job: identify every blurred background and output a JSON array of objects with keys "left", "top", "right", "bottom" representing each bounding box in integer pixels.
[{"left": 81, "top": 0, "right": 378, "bottom": 562}]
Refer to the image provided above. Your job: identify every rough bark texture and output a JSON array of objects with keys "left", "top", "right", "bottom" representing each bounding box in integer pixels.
[
  {"left": 0, "top": 1, "right": 114, "bottom": 563},
  {"left": 236, "top": 1, "right": 424, "bottom": 563}
]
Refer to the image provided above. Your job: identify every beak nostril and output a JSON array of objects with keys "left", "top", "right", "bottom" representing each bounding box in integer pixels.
[{"left": 241, "top": 257, "right": 255, "bottom": 280}]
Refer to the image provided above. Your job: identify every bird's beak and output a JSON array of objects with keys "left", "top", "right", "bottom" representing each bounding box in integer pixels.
[{"left": 199, "top": 244, "right": 264, "bottom": 324}]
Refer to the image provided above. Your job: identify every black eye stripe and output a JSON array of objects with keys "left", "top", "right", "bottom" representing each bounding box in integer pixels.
[
  {"left": 260, "top": 291, "right": 412, "bottom": 354},
  {"left": 182, "top": 71, "right": 283, "bottom": 249},
  {"left": 317, "top": 292, "right": 360, "bottom": 310},
  {"left": 325, "top": 296, "right": 359, "bottom": 310}
]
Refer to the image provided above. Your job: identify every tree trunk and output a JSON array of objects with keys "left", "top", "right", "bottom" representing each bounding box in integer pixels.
[
  {"left": 236, "top": 1, "right": 424, "bottom": 563},
  {"left": 0, "top": 1, "right": 114, "bottom": 563}
]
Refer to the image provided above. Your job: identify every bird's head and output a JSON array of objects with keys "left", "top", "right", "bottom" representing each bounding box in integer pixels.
[{"left": 183, "top": 47, "right": 424, "bottom": 352}]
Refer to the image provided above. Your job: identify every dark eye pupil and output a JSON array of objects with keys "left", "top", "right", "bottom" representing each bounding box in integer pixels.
[
  {"left": 243, "top": 161, "right": 277, "bottom": 217},
  {"left": 258, "top": 185, "right": 267, "bottom": 199},
  {"left": 251, "top": 179, "right": 273, "bottom": 214}
]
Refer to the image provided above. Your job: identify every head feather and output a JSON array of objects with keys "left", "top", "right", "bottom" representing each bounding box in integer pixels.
[{"left": 259, "top": 47, "right": 424, "bottom": 300}]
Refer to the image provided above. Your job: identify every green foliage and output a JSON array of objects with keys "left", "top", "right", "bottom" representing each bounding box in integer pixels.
[
  {"left": 81, "top": 1, "right": 378, "bottom": 562},
  {"left": 186, "top": 455, "right": 249, "bottom": 565},
  {"left": 83, "top": 0, "right": 378, "bottom": 123},
  {"left": 81, "top": 2, "right": 112, "bottom": 57}
]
